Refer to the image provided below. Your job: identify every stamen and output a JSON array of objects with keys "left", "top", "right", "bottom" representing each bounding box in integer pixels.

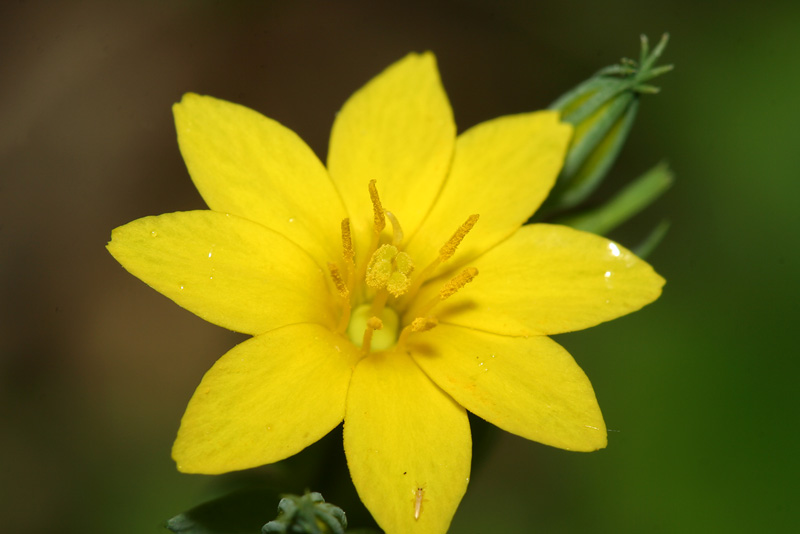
[
  {"left": 327, "top": 262, "right": 349, "bottom": 298},
  {"left": 439, "top": 214, "right": 479, "bottom": 262},
  {"left": 385, "top": 210, "right": 404, "bottom": 247},
  {"left": 369, "top": 179, "right": 386, "bottom": 235},
  {"left": 411, "top": 316, "right": 439, "bottom": 332},
  {"left": 341, "top": 218, "right": 355, "bottom": 264},
  {"left": 401, "top": 214, "right": 480, "bottom": 307},
  {"left": 361, "top": 315, "right": 384, "bottom": 355},
  {"left": 440, "top": 267, "right": 479, "bottom": 299},
  {"left": 414, "top": 267, "right": 479, "bottom": 317},
  {"left": 327, "top": 262, "right": 351, "bottom": 333},
  {"left": 397, "top": 316, "right": 438, "bottom": 351},
  {"left": 341, "top": 218, "right": 356, "bottom": 292}
]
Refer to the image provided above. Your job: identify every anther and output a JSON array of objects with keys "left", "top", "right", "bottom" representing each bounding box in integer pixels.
[
  {"left": 401, "top": 214, "right": 480, "bottom": 306},
  {"left": 327, "top": 262, "right": 349, "bottom": 297},
  {"left": 397, "top": 316, "right": 439, "bottom": 348},
  {"left": 369, "top": 179, "right": 386, "bottom": 235},
  {"left": 411, "top": 316, "right": 438, "bottom": 332},
  {"left": 439, "top": 214, "right": 479, "bottom": 262},
  {"left": 414, "top": 267, "right": 480, "bottom": 318},
  {"left": 341, "top": 218, "right": 355, "bottom": 264},
  {"left": 440, "top": 267, "right": 479, "bottom": 299},
  {"left": 328, "top": 262, "right": 351, "bottom": 332},
  {"left": 340, "top": 218, "right": 356, "bottom": 293}
]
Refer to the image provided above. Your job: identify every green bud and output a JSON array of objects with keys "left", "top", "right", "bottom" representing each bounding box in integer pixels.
[
  {"left": 262, "top": 492, "right": 347, "bottom": 534},
  {"left": 545, "top": 34, "right": 673, "bottom": 212}
]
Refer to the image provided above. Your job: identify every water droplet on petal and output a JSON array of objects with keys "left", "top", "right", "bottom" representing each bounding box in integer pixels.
[{"left": 150, "top": 230, "right": 157, "bottom": 237}]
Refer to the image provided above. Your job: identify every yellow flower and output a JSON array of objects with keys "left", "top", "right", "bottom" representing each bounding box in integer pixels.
[{"left": 107, "top": 53, "right": 664, "bottom": 534}]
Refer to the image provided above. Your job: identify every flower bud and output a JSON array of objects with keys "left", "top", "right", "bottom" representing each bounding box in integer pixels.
[
  {"left": 545, "top": 34, "right": 673, "bottom": 212},
  {"left": 262, "top": 492, "right": 347, "bottom": 534}
]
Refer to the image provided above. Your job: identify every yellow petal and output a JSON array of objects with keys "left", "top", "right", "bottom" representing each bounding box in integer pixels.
[
  {"left": 408, "top": 224, "right": 664, "bottom": 336},
  {"left": 344, "top": 351, "right": 470, "bottom": 534},
  {"left": 327, "top": 52, "right": 455, "bottom": 264},
  {"left": 173, "top": 324, "right": 360, "bottom": 474},
  {"left": 174, "top": 93, "right": 346, "bottom": 265},
  {"left": 107, "top": 210, "right": 336, "bottom": 335},
  {"left": 411, "top": 325, "right": 606, "bottom": 451},
  {"left": 405, "top": 112, "right": 571, "bottom": 270}
]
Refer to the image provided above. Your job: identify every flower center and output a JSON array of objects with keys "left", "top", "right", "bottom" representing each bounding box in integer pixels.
[
  {"left": 328, "top": 180, "right": 480, "bottom": 355},
  {"left": 347, "top": 304, "right": 399, "bottom": 351}
]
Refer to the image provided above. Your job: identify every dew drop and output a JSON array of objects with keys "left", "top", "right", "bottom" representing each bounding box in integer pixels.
[
  {"left": 288, "top": 217, "right": 295, "bottom": 223},
  {"left": 150, "top": 230, "right": 157, "bottom": 237},
  {"left": 179, "top": 285, "right": 185, "bottom": 290}
]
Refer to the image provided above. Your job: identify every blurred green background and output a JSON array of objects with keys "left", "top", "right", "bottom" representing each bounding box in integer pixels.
[{"left": 2, "top": 1, "right": 798, "bottom": 532}]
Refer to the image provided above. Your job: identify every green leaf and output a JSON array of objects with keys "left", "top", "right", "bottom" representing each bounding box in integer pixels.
[{"left": 165, "top": 487, "right": 280, "bottom": 534}]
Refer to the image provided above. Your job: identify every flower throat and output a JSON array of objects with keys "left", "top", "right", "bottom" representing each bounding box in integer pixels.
[{"left": 327, "top": 180, "right": 479, "bottom": 355}]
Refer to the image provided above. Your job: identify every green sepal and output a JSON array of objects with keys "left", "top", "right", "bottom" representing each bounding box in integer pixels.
[
  {"left": 554, "top": 96, "right": 639, "bottom": 210},
  {"left": 554, "top": 162, "right": 673, "bottom": 236},
  {"left": 633, "top": 220, "right": 671, "bottom": 259}
]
